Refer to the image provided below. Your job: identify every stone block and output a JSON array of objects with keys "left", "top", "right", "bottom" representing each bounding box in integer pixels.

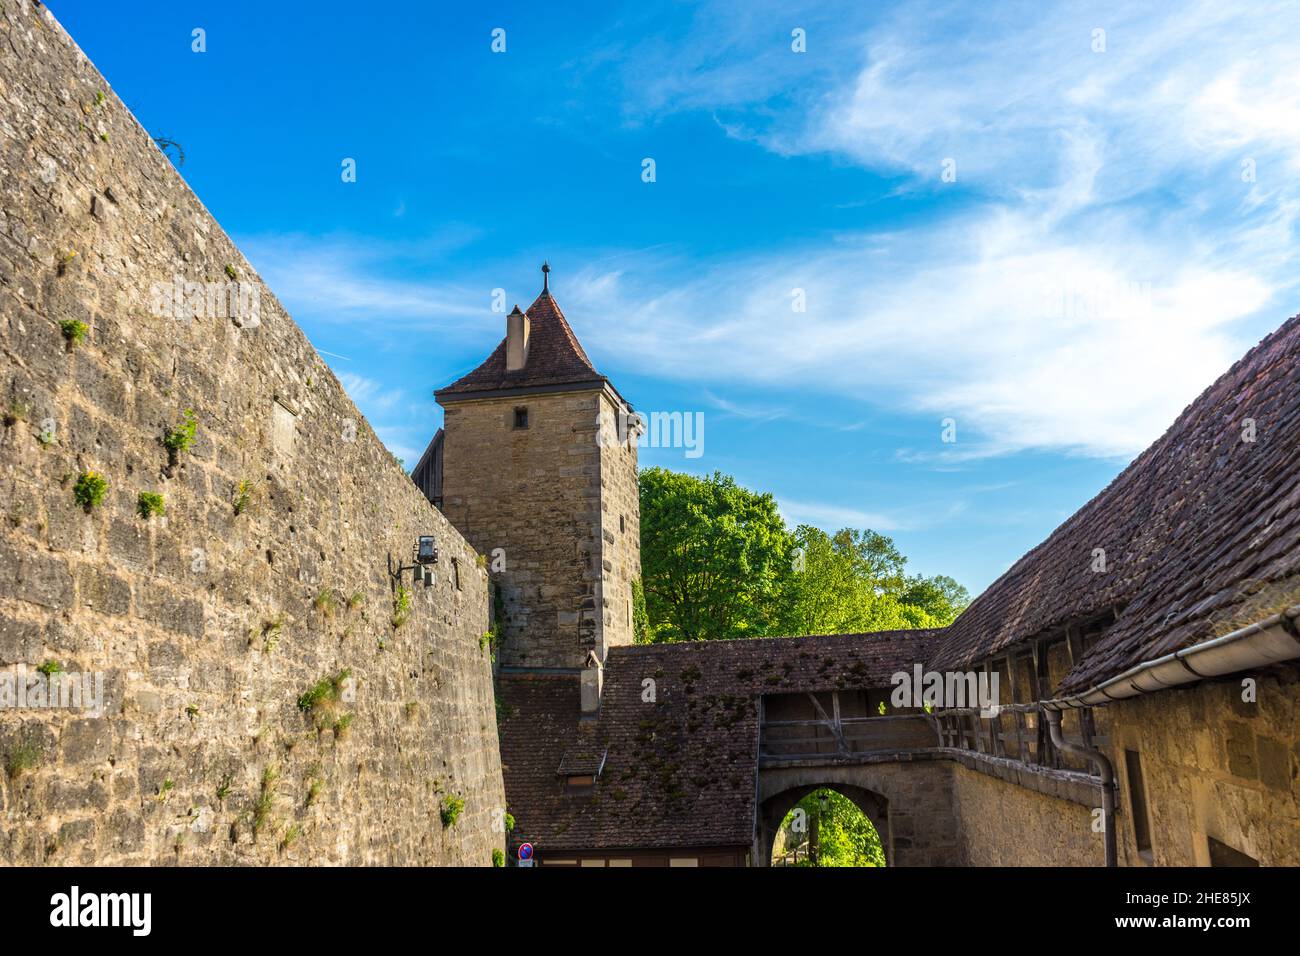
[
  {"left": 61, "top": 718, "right": 113, "bottom": 764},
  {"left": 0, "top": 615, "right": 42, "bottom": 665},
  {"left": 1225, "top": 722, "right": 1257, "bottom": 780},
  {"left": 79, "top": 566, "right": 131, "bottom": 616}
]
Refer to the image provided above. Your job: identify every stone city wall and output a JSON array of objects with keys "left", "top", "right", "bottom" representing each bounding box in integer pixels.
[{"left": 0, "top": 0, "right": 505, "bottom": 865}]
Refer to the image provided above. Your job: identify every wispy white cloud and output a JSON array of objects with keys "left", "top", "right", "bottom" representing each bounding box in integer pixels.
[
  {"left": 374, "top": 426, "right": 421, "bottom": 469},
  {"left": 565, "top": 207, "right": 1279, "bottom": 458},
  {"left": 779, "top": 498, "right": 904, "bottom": 532},
  {"left": 555, "top": 0, "right": 1300, "bottom": 460},
  {"left": 236, "top": 230, "right": 491, "bottom": 330},
  {"left": 337, "top": 372, "right": 403, "bottom": 414},
  {"left": 231, "top": 0, "right": 1300, "bottom": 468}
]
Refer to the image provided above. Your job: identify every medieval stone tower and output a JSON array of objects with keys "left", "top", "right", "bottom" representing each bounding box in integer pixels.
[{"left": 423, "top": 267, "right": 641, "bottom": 672}]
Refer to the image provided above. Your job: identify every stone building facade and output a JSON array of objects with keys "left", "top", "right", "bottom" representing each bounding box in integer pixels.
[{"left": 429, "top": 279, "right": 640, "bottom": 671}]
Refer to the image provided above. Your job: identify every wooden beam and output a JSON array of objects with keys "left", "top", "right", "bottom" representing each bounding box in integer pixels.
[
  {"left": 984, "top": 660, "right": 1001, "bottom": 757},
  {"left": 805, "top": 692, "right": 848, "bottom": 754},
  {"left": 1006, "top": 652, "right": 1028, "bottom": 762},
  {"left": 1065, "top": 627, "right": 1098, "bottom": 750},
  {"left": 1036, "top": 639, "right": 1063, "bottom": 768}
]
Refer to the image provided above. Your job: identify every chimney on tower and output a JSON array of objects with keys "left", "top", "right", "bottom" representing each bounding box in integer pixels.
[{"left": 506, "top": 304, "right": 529, "bottom": 371}]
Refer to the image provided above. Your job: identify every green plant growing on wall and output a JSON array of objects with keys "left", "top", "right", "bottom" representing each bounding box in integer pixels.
[
  {"left": 332, "top": 713, "right": 354, "bottom": 739},
  {"left": 233, "top": 479, "right": 253, "bottom": 515},
  {"left": 297, "top": 669, "right": 352, "bottom": 731},
  {"left": 4, "top": 739, "right": 43, "bottom": 779},
  {"left": 279, "top": 823, "right": 302, "bottom": 852},
  {"left": 255, "top": 614, "right": 285, "bottom": 653},
  {"left": 163, "top": 408, "right": 198, "bottom": 458},
  {"left": 252, "top": 765, "right": 278, "bottom": 839},
  {"left": 36, "top": 660, "right": 64, "bottom": 677},
  {"left": 492, "top": 848, "right": 505, "bottom": 867},
  {"left": 185, "top": 703, "right": 199, "bottom": 720},
  {"left": 137, "top": 491, "right": 165, "bottom": 519},
  {"left": 313, "top": 587, "right": 337, "bottom": 618},
  {"left": 440, "top": 795, "right": 465, "bottom": 829},
  {"left": 306, "top": 767, "right": 324, "bottom": 807},
  {"left": 156, "top": 778, "right": 175, "bottom": 802},
  {"left": 224, "top": 264, "right": 237, "bottom": 280},
  {"left": 297, "top": 669, "right": 351, "bottom": 712},
  {"left": 347, "top": 590, "right": 364, "bottom": 611},
  {"left": 215, "top": 776, "right": 232, "bottom": 802},
  {"left": 391, "top": 585, "right": 412, "bottom": 629},
  {"left": 3, "top": 400, "right": 30, "bottom": 427},
  {"left": 494, "top": 693, "right": 515, "bottom": 728},
  {"left": 72, "top": 470, "right": 107, "bottom": 510}
]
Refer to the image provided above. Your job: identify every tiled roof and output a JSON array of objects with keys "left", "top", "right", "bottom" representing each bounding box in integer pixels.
[
  {"left": 498, "top": 629, "right": 945, "bottom": 851},
  {"left": 436, "top": 290, "right": 607, "bottom": 398},
  {"left": 931, "top": 312, "right": 1300, "bottom": 694}
]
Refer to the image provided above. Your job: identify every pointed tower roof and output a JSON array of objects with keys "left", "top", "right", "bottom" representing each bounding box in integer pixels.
[{"left": 436, "top": 274, "right": 610, "bottom": 401}]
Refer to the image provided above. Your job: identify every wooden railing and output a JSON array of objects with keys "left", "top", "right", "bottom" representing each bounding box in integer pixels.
[{"left": 759, "top": 712, "right": 939, "bottom": 760}]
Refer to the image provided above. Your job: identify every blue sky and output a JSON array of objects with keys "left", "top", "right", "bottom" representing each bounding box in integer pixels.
[{"left": 48, "top": 0, "right": 1300, "bottom": 594}]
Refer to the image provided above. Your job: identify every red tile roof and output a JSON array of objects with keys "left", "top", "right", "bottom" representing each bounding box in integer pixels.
[
  {"left": 436, "top": 290, "right": 608, "bottom": 398},
  {"left": 498, "top": 629, "right": 944, "bottom": 851},
  {"left": 932, "top": 312, "right": 1300, "bottom": 694}
]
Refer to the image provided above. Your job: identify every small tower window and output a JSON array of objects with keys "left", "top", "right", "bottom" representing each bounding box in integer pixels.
[
  {"left": 619, "top": 515, "right": 625, "bottom": 533},
  {"left": 513, "top": 406, "right": 529, "bottom": 429}
]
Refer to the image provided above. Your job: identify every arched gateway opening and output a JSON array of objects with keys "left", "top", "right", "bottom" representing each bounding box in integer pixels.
[{"left": 759, "top": 783, "right": 890, "bottom": 867}]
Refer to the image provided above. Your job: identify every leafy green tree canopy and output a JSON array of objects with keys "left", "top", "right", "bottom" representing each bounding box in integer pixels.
[
  {"left": 638, "top": 468, "right": 969, "bottom": 643},
  {"left": 638, "top": 467, "right": 793, "bottom": 642}
]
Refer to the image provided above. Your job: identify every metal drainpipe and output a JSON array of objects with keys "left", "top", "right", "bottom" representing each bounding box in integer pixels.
[{"left": 1045, "top": 709, "right": 1116, "bottom": 867}]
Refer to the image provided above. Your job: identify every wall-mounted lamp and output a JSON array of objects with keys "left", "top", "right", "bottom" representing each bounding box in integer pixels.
[{"left": 390, "top": 535, "right": 439, "bottom": 588}]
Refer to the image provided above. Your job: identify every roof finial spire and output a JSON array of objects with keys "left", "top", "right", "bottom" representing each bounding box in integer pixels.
[{"left": 541, "top": 261, "right": 550, "bottom": 293}]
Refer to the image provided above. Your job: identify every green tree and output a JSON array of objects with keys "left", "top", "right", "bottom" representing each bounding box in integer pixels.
[
  {"left": 777, "top": 525, "right": 969, "bottom": 633},
  {"left": 900, "top": 573, "right": 970, "bottom": 625},
  {"left": 638, "top": 468, "right": 794, "bottom": 641},
  {"left": 638, "top": 468, "right": 970, "bottom": 641},
  {"left": 630, "top": 578, "right": 652, "bottom": 643},
  {"left": 778, "top": 788, "right": 885, "bottom": 867}
]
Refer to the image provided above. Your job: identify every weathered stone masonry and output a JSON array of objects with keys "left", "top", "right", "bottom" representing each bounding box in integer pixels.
[
  {"left": 435, "top": 302, "right": 641, "bottom": 672},
  {"left": 440, "top": 392, "right": 612, "bottom": 669},
  {"left": 0, "top": 1, "right": 505, "bottom": 865}
]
